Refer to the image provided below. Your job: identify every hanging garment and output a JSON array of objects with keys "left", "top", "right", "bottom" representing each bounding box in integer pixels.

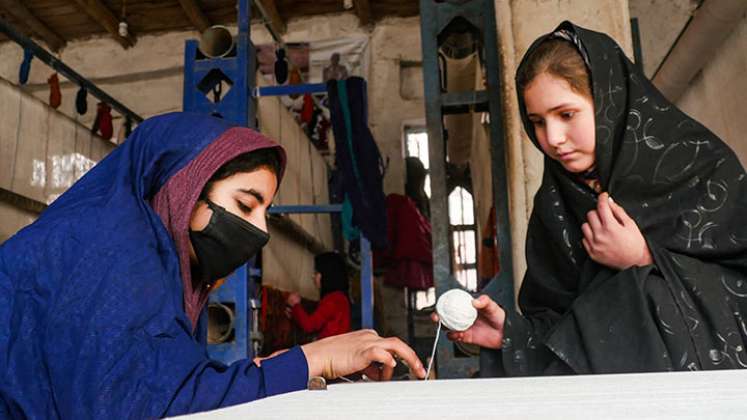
[
  {"left": 375, "top": 194, "right": 433, "bottom": 290},
  {"left": 18, "top": 48, "right": 33, "bottom": 85},
  {"left": 499, "top": 21, "right": 747, "bottom": 376},
  {"left": 0, "top": 112, "right": 309, "bottom": 418},
  {"left": 327, "top": 77, "right": 388, "bottom": 248},
  {"left": 274, "top": 48, "right": 288, "bottom": 84},
  {"left": 75, "top": 86, "right": 88, "bottom": 115},
  {"left": 92, "top": 102, "right": 114, "bottom": 140},
  {"left": 48, "top": 73, "right": 61, "bottom": 109},
  {"left": 300, "top": 93, "right": 314, "bottom": 124}
]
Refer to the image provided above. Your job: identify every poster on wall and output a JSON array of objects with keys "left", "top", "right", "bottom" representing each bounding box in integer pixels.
[{"left": 256, "top": 36, "right": 369, "bottom": 152}]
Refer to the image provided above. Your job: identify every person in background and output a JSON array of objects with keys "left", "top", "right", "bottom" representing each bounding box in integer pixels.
[{"left": 287, "top": 252, "right": 351, "bottom": 339}]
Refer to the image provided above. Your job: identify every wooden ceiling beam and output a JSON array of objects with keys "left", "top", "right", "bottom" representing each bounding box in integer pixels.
[
  {"left": 70, "top": 0, "right": 135, "bottom": 48},
  {"left": 354, "top": 0, "right": 370, "bottom": 26},
  {"left": 0, "top": 0, "right": 66, "bottom": 51},
  {"left": 255, "top": 0, "right": 286, "bottom": 36},
  {"left": 178, "top": 0, "right": 211, "bottom": 33}
]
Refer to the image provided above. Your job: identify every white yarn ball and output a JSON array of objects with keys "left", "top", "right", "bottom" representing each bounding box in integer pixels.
[{"left": 436, "top": 289, "right": 477, "bottom": 331}]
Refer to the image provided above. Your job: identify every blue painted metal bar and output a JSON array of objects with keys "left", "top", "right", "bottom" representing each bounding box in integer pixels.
[
  {"left": 360, "top": 236, "right": 374, "bottom": 329},
  {"left": 268, "top": 204, "right": 342, "bottom": 214},
  {"left": 254, "top": 83, "right": 327, "bottom": 97},
  {"left": 206, "top": 264, "right": 249, "bottom": 363},
  {"left": 0, "top": 18, "right": 143, "bottom": 123}
]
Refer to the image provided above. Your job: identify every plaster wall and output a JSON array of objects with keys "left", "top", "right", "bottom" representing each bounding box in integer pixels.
[{"left": 675, "top": 14, "right": 747, "bottom": 166}]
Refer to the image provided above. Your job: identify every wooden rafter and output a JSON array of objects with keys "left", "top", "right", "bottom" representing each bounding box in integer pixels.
[
  {"left": 71, "top": 0, "right": 135, "bottom": 48},
  {"left": 255, "top": 0, "right": 286, "bottom": 36},
  {"left": 0, "top": 0, "right": 65, "bottom": 51},
  {"left": 354, "top": 0, "right": 370, "bottom": 26},
  {"left": 178, "top": 0, "right": 211, "bottom": 33}
]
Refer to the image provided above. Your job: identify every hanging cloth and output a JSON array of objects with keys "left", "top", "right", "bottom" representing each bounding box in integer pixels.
[
  {"left": 19, "top": 48, "right": 33, "bottom": 85},
  {"left": 75, "top": 86, "right": 88, "bottom": 115},
  {"left": 327, "top": 77, "right": 388, "bottom": 248},
  {"left": 92, "top": 102, "right": 114, "bottom": 140},
  {"left": 274, "top": 48, "right": 288, "bottom": 84},
  {"left": 48, "top": 73, "right": 62, "bottom": 109}
]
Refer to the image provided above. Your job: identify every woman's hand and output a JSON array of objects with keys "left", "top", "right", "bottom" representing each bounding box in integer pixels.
[
  {"left": 286, "top": 292, "right": 301, "bottom": 307},
  {"left": 300, "top": 330, "right": 426, "bottom": 380},
  {"left": 582, "top": 192, "right": 653, "bottom": 270},
  {"left": 431, "top": 295, "right": 506, "bottom": 350}
]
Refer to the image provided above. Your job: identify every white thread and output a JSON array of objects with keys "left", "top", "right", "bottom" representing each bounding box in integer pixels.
[
  {"left": 425, "top": 323, "right": 440, "bottom": 381},
  {"left": 436, "top": 289, "right": 477, "bottom": 331}
]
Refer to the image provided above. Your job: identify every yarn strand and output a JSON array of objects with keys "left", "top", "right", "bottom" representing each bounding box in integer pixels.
[{"left": 425, "top": 323, "right": 441, "bottom": 381}]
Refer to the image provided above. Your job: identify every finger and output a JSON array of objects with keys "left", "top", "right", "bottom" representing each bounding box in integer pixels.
[
  {"left": 608, "top": 195, "right": 630, "bottom": 225},
  {"left": 364, "top": 348, "right": 396, "bottom": 381},
  {"left": 581, "top": 222, "right": 594, "bottom": 243},
  {"left": 596, "top": 193, "right": 616, "bottom": 226},
  {"left": 586, "top": 210, "right": 602, "bottom": 232},
  {"left": 446, "top": 331, "right": 464, "bottom": 341},
  {"left": 473, "top": 295, "right": 502, "bottom": 318},
  {"left": 431, "top": 313, "right": 440, "bottom": 323},
  {"left": 378, "top": 337, "right": 425, "bottom": 378}
]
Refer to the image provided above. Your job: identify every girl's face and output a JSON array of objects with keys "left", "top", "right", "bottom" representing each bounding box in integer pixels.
[
  {"left": 523, "top": 72, "right": 596, "bottom": 173},
  {"left": 313, "top": 272, "right": 322, "bottom": 290},
  {"left": 188, "top": 167, "right": 278, "bottom": 262}
]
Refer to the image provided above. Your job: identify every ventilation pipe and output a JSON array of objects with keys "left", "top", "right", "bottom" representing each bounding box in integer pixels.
[{"left": 652, "top": 0, "right": 747, "bottom": 103}]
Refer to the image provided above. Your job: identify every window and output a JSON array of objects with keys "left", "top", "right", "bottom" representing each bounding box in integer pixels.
[
  {"left": 404, "top": 128, "right": 434, "bottom": 309},
  {"left": 405, "top": 129, "right": 431, "bottom": 198},
  {"left": 449, "top": 187, "right": 478, "bottom": 291}
]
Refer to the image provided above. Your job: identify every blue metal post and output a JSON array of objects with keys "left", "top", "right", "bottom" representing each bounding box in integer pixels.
[
  {"left": 360, "top": 236, "right": 374, "bottom": 329},
  {"left": 183, "top": 0, "right": 256, "bottom": 364}
]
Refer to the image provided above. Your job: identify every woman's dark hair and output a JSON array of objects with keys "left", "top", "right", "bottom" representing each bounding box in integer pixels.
[
  {"left": 200, "top": 147, "right": 281, "bottom": 199},
  {"left": 315, "top": 252, "right": 349, "bottom": 298},
  {"left": 516, "top": 38, "right": 592, "bottom": 101}
]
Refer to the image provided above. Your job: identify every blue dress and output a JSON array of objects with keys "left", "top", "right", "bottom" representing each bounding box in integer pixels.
[{"left": 0, "top": 113, "right": 308, "bottom": 418}]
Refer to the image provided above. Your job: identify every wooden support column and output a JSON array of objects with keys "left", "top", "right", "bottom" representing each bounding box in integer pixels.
[
  {"left": 71, "top": 0, "right": 135, "bottom": 48},
  {"left": 178, "top": 0, "right": 211, "bottom": 33},
  {"left": 255, "top": 0, "right": 286, "bottom": 36},
  {"left": 354, "top": 0, "right": 370, "bottom": 26},
  {"left": 0, "top": 0, "right": 65, "bottom": 51}
]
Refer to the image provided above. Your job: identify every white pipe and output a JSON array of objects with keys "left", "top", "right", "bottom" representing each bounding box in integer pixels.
[{"left": 652, "top": 0, "right": 747, "bottom": 103}]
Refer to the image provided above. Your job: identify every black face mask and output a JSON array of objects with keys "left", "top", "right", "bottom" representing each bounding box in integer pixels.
[{"left": 189, "top": 199, "right": 269, "bottom": 283}]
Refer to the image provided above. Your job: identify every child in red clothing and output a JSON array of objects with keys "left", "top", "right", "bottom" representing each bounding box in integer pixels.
[{"left": 287, "top": 252, "right": 351, "bottom": 339}]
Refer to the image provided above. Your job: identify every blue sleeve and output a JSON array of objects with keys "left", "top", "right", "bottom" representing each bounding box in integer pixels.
[{"left": 163, "top": 346, "right": 309, "bottom": 416}]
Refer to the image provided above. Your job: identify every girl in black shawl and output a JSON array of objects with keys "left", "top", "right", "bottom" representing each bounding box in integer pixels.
[{"left": 440, "top": 21, "right": 747, "bottom": 375}]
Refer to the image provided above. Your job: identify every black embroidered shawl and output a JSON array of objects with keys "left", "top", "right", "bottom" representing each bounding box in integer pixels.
[{"left": 501, "top": 21, "right": 747, "bottom": 375}]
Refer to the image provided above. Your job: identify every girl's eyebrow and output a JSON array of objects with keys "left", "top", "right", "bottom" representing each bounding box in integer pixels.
[
  {"left": 238, "top": 188, "right": 265, "bottom": 205},
  {"left": 527, "top": 102, "right": 577, "bottom": 117}
]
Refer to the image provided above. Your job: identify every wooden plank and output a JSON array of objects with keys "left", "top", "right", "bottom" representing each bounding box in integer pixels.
[
  {"left": 255, "top": 0, "right": 286, "bottom": 35},
  {"left": 177, "top": 0, "right": 210, "bottom": 32},
  {"left": 70, "top": 0, "right": 135, "bottom": 48},
  {"left": 354, "top": 0, "right": 370, "bottom": 26},
  {"left": 0, "top": 0, "right": 66, "bottom": 51}
]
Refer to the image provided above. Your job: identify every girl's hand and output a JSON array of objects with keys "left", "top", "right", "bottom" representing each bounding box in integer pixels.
[
  {"left": 582, "top": 192, "right": 653, "bottom": 270},
  {"left": 301, "top": 329, "right": 426, "bottom": 380},
  {"left": 431, "top": 295, "right": 506, "bottom": 350},
  {"left": 286, "top": 292, "right": 301, "bottom": 306}
]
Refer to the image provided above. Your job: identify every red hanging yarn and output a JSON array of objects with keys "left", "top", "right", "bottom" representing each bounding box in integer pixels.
[
  {"left": 48, "top": 73, "right": 61, "bottom": 109},
  {"left": 95, "top": 102, "right": 113, "bottom": 140}
]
